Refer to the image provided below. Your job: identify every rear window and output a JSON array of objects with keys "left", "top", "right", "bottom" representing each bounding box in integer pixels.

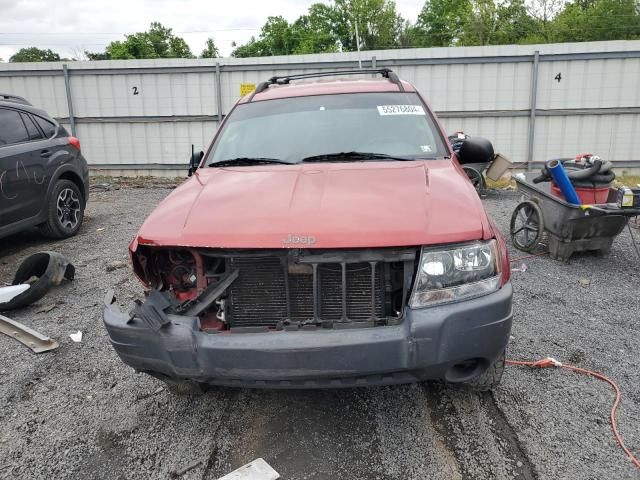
[
  {"left": 208, "top": 92, "right": 448, "bottom": 164},
  {"left": 34, "top": 116, "right": 57, "bottom": 138},
  {"left": 21, "top": 113, "right": 43, "bottom": 140},
  {"left": 0, "top": 108, "right": 30, "bottom": 146}
]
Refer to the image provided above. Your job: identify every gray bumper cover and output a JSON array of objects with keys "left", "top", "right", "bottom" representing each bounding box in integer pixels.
[{"left": 103, "top": 283, "right": 512, "bottom": 388}]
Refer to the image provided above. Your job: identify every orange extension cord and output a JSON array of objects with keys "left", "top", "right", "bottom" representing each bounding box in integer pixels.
[{"left": 506, "top": 357, "right": 640, "bottom": 469}]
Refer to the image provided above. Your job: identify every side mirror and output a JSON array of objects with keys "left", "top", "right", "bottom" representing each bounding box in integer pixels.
[
  {"left": 456, "top": 137, "right": 495, "bottom": 165},
  {"left": 188, "top": 150, "right": 204, "bottom": 177}
]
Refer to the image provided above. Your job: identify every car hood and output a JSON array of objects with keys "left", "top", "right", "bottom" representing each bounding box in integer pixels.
[{"left": 133, "top": 160, "right": 490, "bottom": 250}]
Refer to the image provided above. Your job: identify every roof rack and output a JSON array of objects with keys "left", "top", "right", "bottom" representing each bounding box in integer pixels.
[
  {"left": 0, "top": 93, "right": 32, "bottom": 106},
  {"left": 247, "top": 68, "right": 404, "bottom": 102}
]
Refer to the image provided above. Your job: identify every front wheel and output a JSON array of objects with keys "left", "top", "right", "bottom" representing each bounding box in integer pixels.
[
  {"left": 163, "top": 379, "right": 210, "bottom": 396},
  {"left": 462, "top": 350, "right": 505, "bottom": 391},
  {"left": 41, "top": 179, "right": 85, "bottom": 239}
]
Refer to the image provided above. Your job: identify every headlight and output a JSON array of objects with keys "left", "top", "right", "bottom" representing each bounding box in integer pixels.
[{"left": 410, "top": 240, "right": 500, "bottom": 308}]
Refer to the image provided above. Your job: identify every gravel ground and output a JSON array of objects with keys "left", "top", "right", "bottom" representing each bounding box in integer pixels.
[{"left": 0, "top": 186, "right": 638, "bottom": 480}]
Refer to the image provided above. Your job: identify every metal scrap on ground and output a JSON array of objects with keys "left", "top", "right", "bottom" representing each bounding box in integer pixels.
[{"left": 0, "top": 314, "right": 59, "bottom": 353}]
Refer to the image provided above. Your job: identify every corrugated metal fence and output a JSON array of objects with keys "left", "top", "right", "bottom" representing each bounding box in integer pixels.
[{"left": 1, "top": 40, "right": 639, "bottom": 175}]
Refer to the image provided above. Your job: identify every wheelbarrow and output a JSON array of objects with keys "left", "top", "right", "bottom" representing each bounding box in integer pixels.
[{"left": 510, "top": 172, "right": 640, "bottom": 261}]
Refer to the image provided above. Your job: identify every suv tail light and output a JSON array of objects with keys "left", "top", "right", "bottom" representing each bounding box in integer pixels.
[{"left": 68, "top": 136, "right": 81, "bottom": 151}]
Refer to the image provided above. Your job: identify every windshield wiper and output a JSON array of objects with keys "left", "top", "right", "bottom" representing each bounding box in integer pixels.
[
  {"left": 301, "top": 152, "right": 412, "bottom": 163},
  {"left": 209, "top": 157, "right": 291, "bottom": 167}
]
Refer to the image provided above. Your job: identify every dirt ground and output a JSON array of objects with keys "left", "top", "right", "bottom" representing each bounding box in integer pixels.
[{"left": 0, "top": 185, "right": 638, "bottom": 480}]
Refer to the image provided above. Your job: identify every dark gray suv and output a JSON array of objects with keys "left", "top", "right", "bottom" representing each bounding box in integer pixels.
[{"left": 0, "top": 94, "right": 89, "bottom": 240}]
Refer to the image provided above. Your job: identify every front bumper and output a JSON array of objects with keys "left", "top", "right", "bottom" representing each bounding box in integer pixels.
[{"left": 103, "top": 283, "right": 512, "bottom": 388}]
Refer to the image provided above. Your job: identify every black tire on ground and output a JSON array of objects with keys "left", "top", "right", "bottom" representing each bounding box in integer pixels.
[
  {"left": 463, "top": 350, "right": 505, "bottom": 392},
  {"left": 163, "top": 379, "right": 209, "bottom": 396},
  {"left": 40, "top": 179, "right": 85, "bottom": 239}
]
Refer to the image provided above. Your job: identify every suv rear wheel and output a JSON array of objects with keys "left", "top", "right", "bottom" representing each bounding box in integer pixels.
[{"left": 41, "top": 179, "right": 85, "bottom": 239}]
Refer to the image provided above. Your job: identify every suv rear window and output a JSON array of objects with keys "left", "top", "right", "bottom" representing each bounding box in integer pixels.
[
  {"left": 34, "top": 116, "right": 57, "bottom": 138},
  {"left": 208, "top": 92, "right": 448, "bottom": 164},
  {"left": 21, "top": 113, "right": 43, "bottom": 140},
  {"left": 0, "top": 108, "right": 30, "bottom": 145}
]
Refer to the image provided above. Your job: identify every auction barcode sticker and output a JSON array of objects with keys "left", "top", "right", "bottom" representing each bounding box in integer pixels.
[{"left": 377, "top": 105, "right": 426, "bottom": 115}]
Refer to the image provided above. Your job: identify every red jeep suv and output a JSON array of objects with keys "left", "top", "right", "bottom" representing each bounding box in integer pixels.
[{"left": 103, "top": 69, "right": 512, "bottom": 393}]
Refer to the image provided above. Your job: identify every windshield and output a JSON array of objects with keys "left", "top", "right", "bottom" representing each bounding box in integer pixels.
[{"left": 207, "top": 92, "right": 448, "bottom": 165}]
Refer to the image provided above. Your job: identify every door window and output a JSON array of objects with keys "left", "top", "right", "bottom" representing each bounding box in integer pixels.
[{"left": 0, "top": 108, "right": 30, "bottom": 146}]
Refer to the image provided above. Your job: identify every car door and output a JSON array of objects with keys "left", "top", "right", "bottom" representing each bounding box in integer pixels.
[{"left": 0, "top": 107, "right": 46, "bottom": 227}]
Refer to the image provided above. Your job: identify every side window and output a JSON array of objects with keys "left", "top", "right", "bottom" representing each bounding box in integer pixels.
[
  {"left": 21, "top": 113, "right": 43, "bottom": 141},
  {"left": 0, "top": 108, "right": 30, "bottom": 146},
  {"left": 34, "top": 116, "right": 57, "bottom": 139}
]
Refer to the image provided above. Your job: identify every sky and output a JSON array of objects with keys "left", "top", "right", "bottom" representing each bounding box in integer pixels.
[{"left": 0, "top": 0, "right": 423, "bottom": 61}]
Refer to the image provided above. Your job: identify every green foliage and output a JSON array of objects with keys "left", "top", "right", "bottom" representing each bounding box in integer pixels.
[
  {"left": 292, "top": 3, "right": 341, "bottom": 54},
  {"left": 66, "top": 0, "right": 640, "bottom": 63},
  {"left": 232, "top": 0, "right": 403, "bottom": 57},
  {"left": 200, "top": 38, "right": 220, "bottom": 58},
  {"left": 90, "top": 22, "right": 195, "bottom": 60},
  {"left": 551, "top": 0, "right": 640, "bottom": 42},
  {"left": 85, "top": 51, "right": 111, "bottom": 61},
  {"left": 231, "top": 37, "right": 266, "bottom": 58},
  {"left": 333, "top": 0, "right": 405, "bottom": 50},
  {"left": 415, "top": 0, "right": 473, "bottom": 46},
  {"left": 9, "top": 47, "right": 62, "bottom": 62}
]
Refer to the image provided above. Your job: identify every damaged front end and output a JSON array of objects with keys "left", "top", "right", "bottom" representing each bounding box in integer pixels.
[
  {"left": 121, "top": 246, "right": 415, "bottom": 332},
  {"left": 103, "top": 245, "right": 512, "bottom": 389}
]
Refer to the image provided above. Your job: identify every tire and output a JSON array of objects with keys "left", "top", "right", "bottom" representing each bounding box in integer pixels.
[
  {"left": 510, "top": 200, "right": 544, "bottom": 252},
  {"left": 463, "top": 350, "right": 505, "bottom": 392},
  {"left": 163, "top": 379, "right": 209, "bottom": 396},
  {"left": 463, "top": 166, "right": 486, "bottom": 193},
  {"left": 40, "top": 179, "right": 85, "bottom": 239}
]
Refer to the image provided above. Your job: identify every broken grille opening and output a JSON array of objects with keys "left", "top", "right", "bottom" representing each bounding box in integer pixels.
[
  {"left": 138, "top": 247, "right": 417, "bottom": 332},
  {"left": 226, "top": 250, "right": 415, "bottom": 330}
]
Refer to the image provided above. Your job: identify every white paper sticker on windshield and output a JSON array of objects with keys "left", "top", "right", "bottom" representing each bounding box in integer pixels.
[{"left": 377, "top": 105, "right": 425, "bottom": 116}]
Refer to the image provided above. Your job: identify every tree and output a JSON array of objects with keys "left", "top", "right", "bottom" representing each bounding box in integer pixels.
[
  {"left": 259, "top": 16, "right": 296, "bottom": 55},
  {"left": 550, "top": 0, "right": 640, "bottom": 42},
  {"left": 200, "top": 38, "right": 220, "bottom": 58},
  {"left": 232, "top": 0, "right": 405, "bottom": 57},
  {"left": 87, "top": 22, "right": 195, "bottom": 60},
  {"left": 491, "top": 0, "right": 539, "bottom": 44},
  {"left": 460, "top": 0, "right": 499, "bottom": 45},
  {"left": 231, "top": 36, "right": 267, "bottom": 57},
  {"left": 291, "top": 3, "right": 341, "bottom": 54},
  {"left": 85, "top": 51, "right": 111, "bottom": 60},
  {"left": 527, "top": 0, "right": 567, "bottom": 41},
  {"left": 9, "top": 47, "right": 62, "bottom": 62},
  {"left": 332, "top": 0, "right": 405, "bottom": 50},
  {"left": 414, "top": 0, "right": 473, "bottom": 46}
]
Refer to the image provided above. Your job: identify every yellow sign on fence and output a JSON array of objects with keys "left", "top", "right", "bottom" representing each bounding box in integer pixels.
[{"left": 240, "top": 83, "right": 256, "bottom": 97}]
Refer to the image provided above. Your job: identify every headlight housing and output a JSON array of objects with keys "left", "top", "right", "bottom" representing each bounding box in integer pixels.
[{"left": 410, "top": 240, "right": 501, "bottom": 308}]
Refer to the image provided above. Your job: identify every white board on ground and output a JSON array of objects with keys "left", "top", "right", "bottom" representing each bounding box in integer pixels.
[{"left": 217, "top": 458, "right": 280, "bottom": 480}]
